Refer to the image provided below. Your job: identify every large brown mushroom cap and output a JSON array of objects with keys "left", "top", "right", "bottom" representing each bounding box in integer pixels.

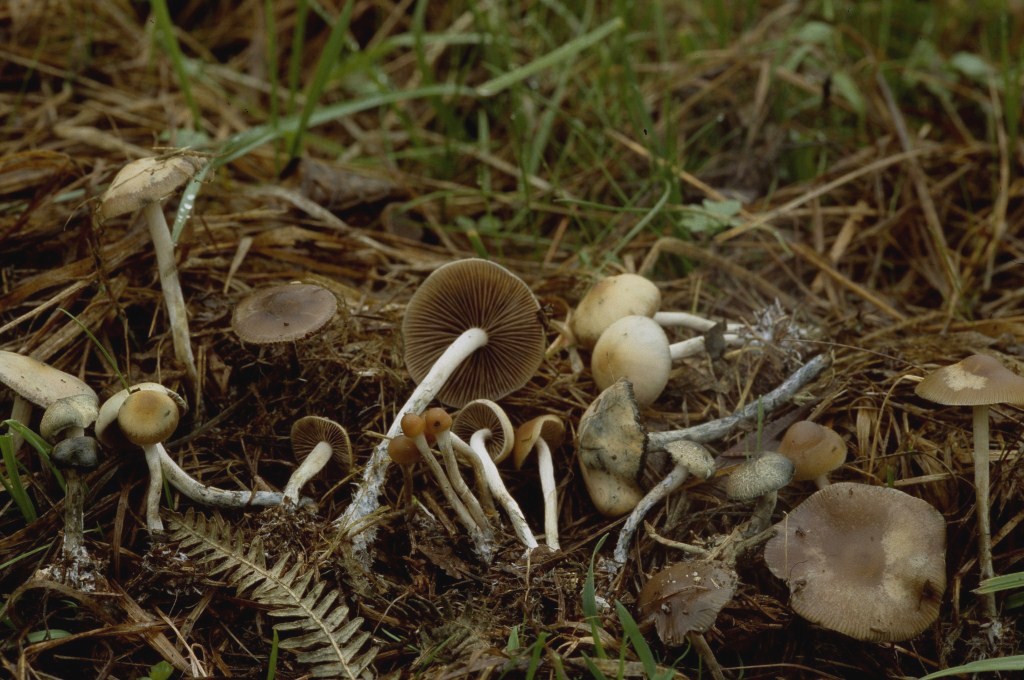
[
  {"left": 915, "top": 353, "right": 1024, "bottom": 406},
  {"left": 777, "top": 421, "right": 847, "bottom": 482},
  {"left": 401, "top": 259, "right": 545, "bottom": 408},
  {"left": 763, "top": 482, "right": 946, "bottom": 642},
  {"left": 291, "top": 416, "right": 352, "bottom": 472},
  {"left": 232, "top": 282, "right": 338, "bottom": 344},
  {"left": 638, "top": 560, "right": 737, "bottom": 644},
  {"left": 99, "top": 153, "right": 206, "bottom": 221},
  {"left": 118, "top": 390, "right": 181, "bottom": 446}
]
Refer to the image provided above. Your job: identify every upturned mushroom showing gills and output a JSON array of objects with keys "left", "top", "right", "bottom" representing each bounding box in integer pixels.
[
  {"left": 764, "top": 482, "right": 946, "bottom": 642},
  {"left": 98, "top": 153, "right": 206, "bottom": 397},
  {"left": 513, "top": 415, "right": 566, "bottom": 551},
  {"left": 283, "top": 416, "right": 351, "bottom": 505},
  {"left": 337, "top": 259, "right": 545, "bottom": 549},
  {"left": 914, "top": 353, "right": 1024, "bottom": 619}
]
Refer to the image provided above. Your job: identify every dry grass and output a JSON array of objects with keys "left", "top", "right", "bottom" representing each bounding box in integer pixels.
[{"left": 2, "top": 1, "right": 1024, "bottom": 678}]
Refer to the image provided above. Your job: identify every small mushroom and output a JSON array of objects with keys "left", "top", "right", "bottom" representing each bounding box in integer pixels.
[
  {"left": 612, "top": 440, "right": 714, "bottom": 566},
  {"left": 724, "top": 452, "right": 794, "bottom": 535},
  {"left": 283, "top": 416, "right": 351, "bottom": 505},
  {"left": 386, "top": 434, "right": 421, "bottom": 506},
  {"left": 99, "top": 153, "right": 207, "bottom": 396},
  {"left": 637, "top": 559, "right": 737, "bottom": 644},
  {"left": 914, "top": 353, "right": 1024, "bottom": 619},
  {"left": 777, "top": 420, "right": 846, "bottom": 488},
  {"left": 763, "top": 482, "right": 946, "bottom": 641},
  {"left": 576, "top": 379, "right": 646, "bottom": 517},
  {"left": 513, "top": 415, "right": 566, "bottom": 551},
  {"left": 231, "top": 282, "right": 338, "bottom": 344},
  {"left": 423, "top": 407, "right": 492, "bottom": 537}
]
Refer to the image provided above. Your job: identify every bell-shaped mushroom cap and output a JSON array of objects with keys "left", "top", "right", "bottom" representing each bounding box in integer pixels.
[
  {"left": 578, "top": 379, "right": 646, "bottom": 481},
  {"left": 232, "top": 282, "right": 338, "bottom": 344},
  {"left": 724, "top": 452, "right": 794, "bottom": 500},
  {"left": 638, "top": 560, "right": 738, "bottom": 644},
  {"left": 452, "top": 399, "right": 514, "bottom": 463},
  {"left": 570, "top": 273, "right": 661, "bottom": 349},
  {"left": 52, "top": 436, "right": 100, "bottom": 470},
  {"left": 915, "top": 353, "right": 1024, "bottom": 406},
  {"left": 99, "top": 153, "right": 206, "bottom": 221},
  {"left": 422, "top": 407, "right": 454, "bottom": 439},
  {"left": 513, "top": 415, "right": 565, "bottom": 469},
  {"left": 96, "top": 383, "right": 188, "bottom": 449},
  {"left": 777, "top": 421, "right": 847, "bottom": 482},
  {"left": 387, "top": 435, "right": 422, "bottom": 465},
  {"left": 665, "top": 440, "right": 715, "bottom": 480},
  {"left": 763, "top": 482, "right": 946, "bottom": 642},
  {"left": 401, "top": 259, "right": 546, "bottom": 408},
  {"left": 591, "top": 315, "right": 672, "bottom": 407},
  {"left": 0, "top": 350, "right": 97, "bottom": 410},
  {"left": 291, "top": 416, "right": 352, "bottom": 472},
  {"left": 39, "top": 393, "right": 101, "bottom": 442},
  {"left": 118, "top": 390, "right": 181, "bottom": 446}
]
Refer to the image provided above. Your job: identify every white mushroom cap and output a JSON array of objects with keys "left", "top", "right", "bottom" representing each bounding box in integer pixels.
[
  {"left": 591, "top": 315, "right": 671, "bottom": 407},
  {"left": 577, "top": 379, "right": 647, "bottom": 516},
  {"left": 570, "top": 274, "right": 661, "bottom": 349},
  {"left": 40, "top": 394, "right": 100, "bottom": 442},
  {"left": 99, "top": 153, "right": 206, "bottom": 221},
  {"left": 0, "top": 350, "right": 97, "bottom": 411},
  {"left": 666, "top": 440, "right": 715, "bottom": 480}
]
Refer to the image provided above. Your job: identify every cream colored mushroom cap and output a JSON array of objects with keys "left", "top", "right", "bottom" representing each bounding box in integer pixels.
[
  {"left": 0, "top": 350, "right": 96, "bottom": 409},
  {"left": 577, "top": 379, "right": 646, "bottom": 482},
  {"left": 452, "top": 399, "right": 514, "bottom": 463},
  {"left": 571, "top": 274, "right": 661, "bottom": 349},
  {"left": 724, "top": 452, "right": 794, "bottom": 500},
  {"left": 578, "top": 462, "right": 645, "bottom": 517},
  {"left": 777, "top": 421, "right": 847, "bottom": 482},
  {"left": 591, "top": 315, "right": 671, "bottom": 407},
  {"left": 915, "top": 354, "right": 1024, "bottom": 406},
  {"left": 99, "top": 153, "right": 206, "bottom": 221},
  {"left": 513, "top": 415, "right": 565, "bottom": 469}
]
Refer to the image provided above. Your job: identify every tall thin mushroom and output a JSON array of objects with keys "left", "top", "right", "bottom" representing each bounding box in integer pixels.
[{"left": 513, "top": 415, "right": 566, "bottom": 551}]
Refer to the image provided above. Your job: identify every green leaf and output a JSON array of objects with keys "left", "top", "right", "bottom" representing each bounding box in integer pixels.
[
  {"left": 830, "top": 70, "right": 866, "bottom": 117},
  {"left": 975, "top": 571, "right": 1024, "bottom": 594},
  {"left": 615, "top": 602, "right": 660, "bottom": 679},
  {"left": 795, "top": 21, "right": 834, "bottom": 45},
  {"left": 949, "top": 51, "right": 993, "bottom": 82},
  {"left": 27, "top": 629, "right": 71, "bottom": 643},
  {"left": 917, "top": 655, "right": 1024, "bottom": 679},
  {"left": 0, "top": 434, "right": 36, "bottom": 522}
]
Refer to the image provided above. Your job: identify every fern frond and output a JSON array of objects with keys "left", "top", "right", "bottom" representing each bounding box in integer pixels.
[{"left": 168, "top": 509, "right": 377, "bottom": 679}]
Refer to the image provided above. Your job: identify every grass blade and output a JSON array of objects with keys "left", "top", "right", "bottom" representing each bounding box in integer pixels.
[
  {"left": 0, "top": 434, "right": 37, "bottom": 522},
  {"left": 917, "top": 655, "right": 1024, "bottom": 679},
  {"left": 975, "top": 571, "right": 1024, "bottom": 594},
  {"left": 149, "top": 0, "right": 201, "bottom": 128}
]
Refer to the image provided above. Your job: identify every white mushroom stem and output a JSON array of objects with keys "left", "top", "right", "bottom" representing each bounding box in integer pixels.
[
  {"left": 452, "top": 431, "right": 538, "bottom": 550},
  {"left": 668, "top": 334, "right": 743, "bottom": 360},
  {"left": 973, "top": 404, "right": 997, "bottom": 619},
  {"left": 653, "top": 311, "right": 744, "bottom": 334},
  {"left": 155, "top": 443, "right": 292, "bottom": 509},
  {"left": 747, "top": 491, "right": 778, "bottom": 536},
  {"left": 58, "top": 426, "right": 89, "bottom": 558},
  {"left": 142, "top": 444, "right": 165, "bottom": 533},
  {"left": 142, "top": 201, "right": 199, "bottom": 397},
  {"left": 612, "top": 465, "right": 691, "bottom": 566},
  {"left": 532, "top": 438, "right": 560, "bottom": 551},
  {"left": 435, "top": 431, "right": 492, "bottom": 534},
  {"left": 335, "top": 327, "right": 488, "bottom": 540},
  {"left": 283, "top": 441, "right": 332, "bottom": 504}
]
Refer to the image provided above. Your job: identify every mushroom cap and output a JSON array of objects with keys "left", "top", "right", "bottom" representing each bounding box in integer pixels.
[
  {"left": 778, "top": 421, "right": 847, "bottom": 482},
  {"left": 638, "top": 560, "right": 738, "bottom": 643},
  {"left": 452, "top": 399, "right": 514, "bottom": 463},
  {"left": 512, "top": 415, "right": 565, "bottom": 469},
  {"left": 665, "top": 440, "right": 715, "bottom": 480},
  {"left": 96, "top": 383, "right": 188, "bottom": 449},
  {"left": 422, "top": 407, "right": 454, "bottom": 439},
  {"left": 291, "top": 416, "right": 351, "bottom": 471},
  {"left": 578, "top": 462, "right": 645, "bottom": 517},
  {"left": 401, "top": 258, "right": 545, "bottom": 408},
  {"left": 570, "top": 273, "right": 661, "bottom": 349},
  {"left": 99, "top": 153, "right": 206, "bottom": 221},
  {"left": 118, "top": 390, "right": 181, "bottom": 446},
  {"left": 387, "top": 435, "right": 422, "bottom": 465},
  {"left": 400, "top": 412, "right": 426, "bottom": 439},
  {"left": 724, "top": 452, "right": 794, "bottom": 500},
  {"left": 577, "top": 379, "right": 646, "bottom": 481},
  {"left": 915, "top": 353, "right": 1024, "bottom": 406},
  {"left": 763, "top": 482, "right": 946, "bottom": 642},
  {"left": 0, "top": 350, "right": 97, "bottom": 410},
  {"left": 591, "top": 315, "right": 671, "bottom": 407},
  {"left": 232, "top": 282, "right": 338, "bottom": 344},
  {"left": 39, "top": 393, "right": 101, "bottom": 442},
  {"left": 51, "top": 436, "right": 100, "bottom": 470}
]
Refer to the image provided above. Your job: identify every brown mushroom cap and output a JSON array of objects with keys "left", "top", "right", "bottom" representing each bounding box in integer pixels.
[
  {"left": 291, "top": 416, "right": 351, "bottom": 471},
  {"left": 763, "top": 482, "right": 946, "bottom": 642},
  {"left": 401, "top": 259, "right": 545, "bottom": 408},
  {"left": 512, "top": 415, "right": 565, "bottom": 469},
  {"left": 96, "top": 383, "right": 188, "bottom": 449},
  {"left": 99, "top": 153, "right": 206, "bottom": 221},
  {"left": 452, "top": 400, "right": 513, "bottom": 463},
  {"left": 387, "top": 435, "right": 422, "bottom": 466},
  {"left": 777, "top": 421, "right": 847, "bottom": 482},
  {"left": 231, "top": 283, "right": 338, "bottom": 344},
  {"left": 638, "top": 560, "right": 738, "bottom": 644},
  {"left": 915, "top": 353, "right": 1024, "bottom": 406},
  {"left": 118, "top": 389, "right": 181, "bottom": 446}
]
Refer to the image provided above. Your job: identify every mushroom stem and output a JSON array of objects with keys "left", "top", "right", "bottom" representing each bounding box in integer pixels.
[
  {"left": 453, "top": 432, "right": 538, "bottom": 550},
  {"left": 142, "top": 201, "right": 199, "bottom": 401},
  {"left": 283, "top": 440, "right": 332, "bottom": 504},
  {"left": 156, "top": 443, "right": 292, "bottom": 509},
  {"left": 612, "top": 465, "right": 691, "bottom": 566},
  {"left": 335, "top": 327, "right": 488, "bottom": 541},
  {"left": 653, "top": 311, "right": 739, "bottom": 332},
  {"left": 142, "top": 443, "right": 165, "bottom": 533},
  {"left": 973, "top": 404, "right": 997, "bottom": 619},
  {"left": 62, "top": 469, "right": 86, "bottom": 556},
  {"left": 435, "top": 431, "right": 492, "bottom": 535},
  {"left": 747, "top": 490, "right": 778, "bottom": 536},
  {"left": 534, "top": 438, "right": 560, "bottom": 551},
  {"left": 813, "top": 474, "right": 832, "bottom": 489},
  {"left": 668, "top": 334, "right": 743, "bottom": 360}
]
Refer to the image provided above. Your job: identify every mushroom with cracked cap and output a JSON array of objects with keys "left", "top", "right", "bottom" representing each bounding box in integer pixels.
[{"left": 512, "top": 415, "right": 566, "bottom": 551}]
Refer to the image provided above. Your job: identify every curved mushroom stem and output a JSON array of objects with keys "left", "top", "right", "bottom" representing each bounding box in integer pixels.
[
  {"left": 533, "top": 438, "right": 560, "bottom": 551},
  {"left": 973, "top": 404, "right": 997, "bottom": 619},
  {"left": 747, "top": 490, "right": 778, "bottom": 536},
  {"left": 612, "top": 465, "right": 691, "bottom": 567},
  {"left": 435, "top": 431, "right": 492, "bottom": 534},
  {"left": 283, "top": 440, "right": 332, "bottom": 504},
  {"left": 141, "top": 444, "right": 166, "bottom": 533},
  {"left": 156, "top": 443, "right": 293, "bottom": 509},
  {"left": 453, "top": 431, "right": 538, "bottom": 551},
  {"left": 142, "top": 201, "right": 199, "bottom": 405},
  {"left": 335, "top": 327, "right": 488, "bottom": 544}
]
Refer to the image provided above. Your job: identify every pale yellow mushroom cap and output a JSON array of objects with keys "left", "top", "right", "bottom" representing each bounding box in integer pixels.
[
  {"left": 118, "top": 389, "right": 180, "bottom": 446},
  {"left": 591, "top": 315, "right": 671, "bottom": 407},
  {"left": 513, "top": 415, "right": 565, "bottom": 469},
  {"left": 570, "top": 274, "right": 661, "bottom": 349},
  {"left": 99, "top": 153, "right": 206, "bottom": 221}
]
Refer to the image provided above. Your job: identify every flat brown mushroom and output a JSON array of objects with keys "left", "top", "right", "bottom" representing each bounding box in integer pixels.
[
  {"left": 232, "top": 282, "right": 338, "bottom": 344},
  {"left": 638, "top": 560, "right": 737, "bottom": 644}
]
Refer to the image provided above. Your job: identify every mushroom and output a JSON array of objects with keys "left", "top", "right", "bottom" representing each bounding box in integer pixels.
[
  {"left": 637, "top": 559, "right": 737, "bottom": 644},
  {"left": 576, "top": 379, "right": 646, "bottom": 517},
  {"left": 612, "top": 440, "right": 714, "bottom": 566},
  {"left": 338, "top": 259, "right": 545, "bottom": 546},
  {"left": 512, "top": 415, "right": 566, "bottom": 551},
  {"left": 449, "top": 399, "right": 516, "bottom": 517},
  {"left": 231, "top": 282, "right": 338, "bottom": 345},
  {"left": 422, "top": 407, "right": 492, "bottom": 537},
  {"left": 724, "top": 452, "right": 794, "bottom": 535},
  {"left": 50, "top": 436, "right": 99, "bottom": 562},
  {"left": 386, "top": 434, "right": 421, "bottom": 506},
  {"left": 591, "top": 315, "right": 742, "bottom": 407},
  {"left": 98, "top": 153, "right": 206, "bottom": 397},
  {"left": 97, "top": 383, "right": 292, "bottom": 532},
  {"left": 777, "top": 420, "right": 846, "bottom": 488},
  {"left": 914, "top": 353, "right": 1024, "bottom": 619},
  {"left": 763, "top": 482, "right": 946, "bottom": 641},
  {"left": 448, "top": 399, "right": 538, "bottom": 551},
  {"left": 283, "top": 416, "right": 351, "bottom": 505},
  {"left": 0, "top": 351, "right": 99, "bottom": 438}
]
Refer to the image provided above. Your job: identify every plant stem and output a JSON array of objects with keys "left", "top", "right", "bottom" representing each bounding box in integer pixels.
[{"left": 974, "top": 404, "right": 997, "bottom": 619}]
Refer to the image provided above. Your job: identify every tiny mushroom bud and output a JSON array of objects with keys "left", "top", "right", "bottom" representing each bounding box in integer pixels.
[
  {"left": 283, "top": 416, "right": 351, "bottom": 505},
  {"left": 724, "top": 452, "right": 794, "bottom": 535},
  {"left": 231, "top": 282, "right": 338, "bottom": 345},
  {"left": 513, "top": 415, "right": 566, "bottom": 551},
  {"left": 576, "top": 379, "right": 646, "bottom": 517},
  {"left": 777, "top": 420, "right": 846, "bottom": 488}
]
